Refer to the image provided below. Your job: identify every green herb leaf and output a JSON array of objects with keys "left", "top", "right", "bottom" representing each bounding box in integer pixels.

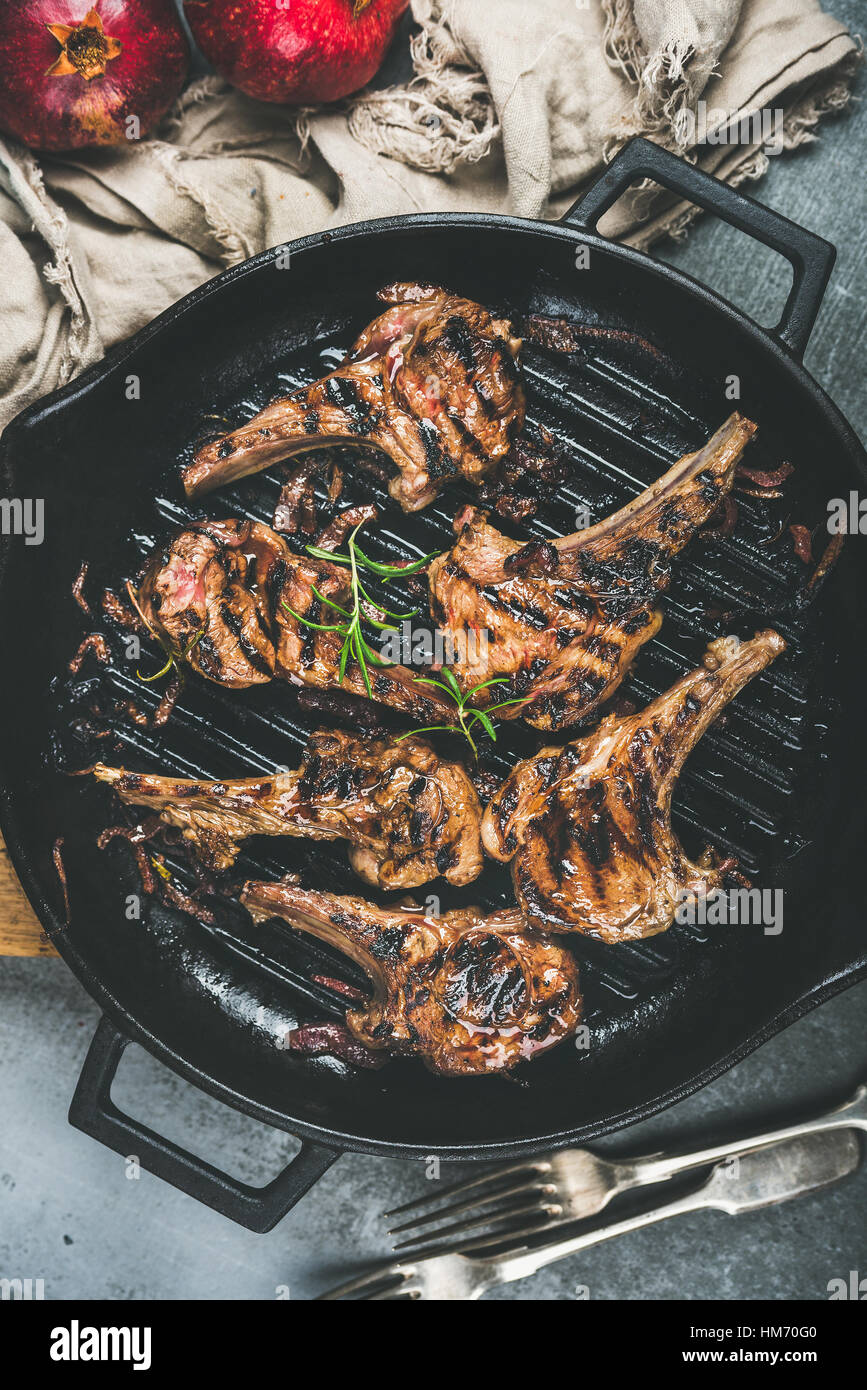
[
  {"left": 136, "top": 652, "right": 175, "bottom": 683},
  {"left": 467, "top": 709, "right": 498, "bottom": 741},
  {"left": 281, "top": 600, "right": 345, "bottom": 633},
  {"left": 467, "top": 675, "right": 510, "bottom": 696},
  {"left": 305, "top": 545, "right": 352, "bottom": 564},
  {"left": 310, "top": 584, "right": 352, "bottom": 617},
  {"left": 136, "top": 627, "right": 202, "bottom": 686},
  {"left": 352, "top": 543, "right": 438, "bottom": 578},
  {"left": 291, "top": 518, "right": 518, "bottom": 755},
  {"left": 351, "top": 628, "right": 373, "bottom": 698},
  {"left": 410, "top": 677, "right": 459, "bottom": 697},
  {"left": 394, "top": 724, "right": 460, "bottom": 741},
  {"left": 441, "top": 667, "right": 462, "bottom": 697},
  {"left": 402, "top": 665, "right": 517, "bottom": 757}
]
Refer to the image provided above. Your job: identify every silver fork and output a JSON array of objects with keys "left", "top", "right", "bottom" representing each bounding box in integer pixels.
[
  {"left": 319, "top": 1128, "right": 860, "bottom": 1299},
  {"left": 385, "top": 1083, "right": 867, "bottom": 1250}
]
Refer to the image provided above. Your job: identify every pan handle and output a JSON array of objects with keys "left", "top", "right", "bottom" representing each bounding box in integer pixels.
[
  {"left": 562, "top": 137, "right": 835, "bottom": 359},
  {"left": 68, "top": 1015, "right": 339, "bottom": 1232}
]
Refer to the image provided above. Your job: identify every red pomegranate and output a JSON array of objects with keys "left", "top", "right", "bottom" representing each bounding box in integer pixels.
[
  {"left": 184, "top": 0, "right": 410, "bottom": 105},
  {"left": 0, "top": 1, "right": 190, "bottom": 152}
]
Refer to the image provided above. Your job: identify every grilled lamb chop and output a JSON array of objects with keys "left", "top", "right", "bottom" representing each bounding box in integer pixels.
[
  {"left": 183, "top": 282, "right": 525, "bottom": 512},
  {"left": 241, "top": 882, "right": 583, "bottom": 1076},
  {"left": 135, "top": 519, "right": 454, "bottom": 724},
  {"left": 429, "top": 413, "right": 757, "bottom": 730},
  {"left": 482, "top": 629, "right": 786, "bottom": 942},
  {"left": 92, "top": 730, "right": 483, "bottom": 890}
]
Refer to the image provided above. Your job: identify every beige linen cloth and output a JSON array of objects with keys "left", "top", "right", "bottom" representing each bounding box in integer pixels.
[{"left": 0, "top": 0, "right": 859, "bottom": 432}]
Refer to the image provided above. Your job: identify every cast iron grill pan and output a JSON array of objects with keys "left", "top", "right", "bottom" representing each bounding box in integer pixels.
[
  {"left": 2, "top": 142, "right": 865, "bottom": 1227},
  {"left": 67, "top": 328, "right": 818, "bottom": 1011}
]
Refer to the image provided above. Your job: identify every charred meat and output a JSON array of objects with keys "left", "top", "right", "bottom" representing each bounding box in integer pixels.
[
  {"left": 183, "top": 283, "right": 525, "bottom": 512},
  {"left": 429, "top": 413, "right": 758, "bottom": 730},
  {"left": 135, "top": 518, "right": 278, "bottom": 689},
  {"left": 135, "top": 519, "right": 454, "bottom": 725},
  {"left": 482, "top": 629, "right": 785, "bottom": 941},
  {"left": 241, "top": 882, "right": 583, "bottom": 1076},
  {"left": 93, "top": 730, "right": 484, "bottom": 890}
]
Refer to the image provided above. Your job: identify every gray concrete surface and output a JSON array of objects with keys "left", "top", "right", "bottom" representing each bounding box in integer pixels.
[
  {"left": 1, "top": 1, "right": 865, "bottom": 1301},
  {"left": 1, "top": 956, "right": 865, "bottom": 1300}
]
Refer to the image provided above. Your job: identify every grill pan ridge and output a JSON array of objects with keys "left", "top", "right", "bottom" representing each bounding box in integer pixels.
[
  {"left": 72, "top": 329, "right": 818, "bottom": 1007},
  {"left": 0, "top": 142, "right": 865, "bottom": 1221}
]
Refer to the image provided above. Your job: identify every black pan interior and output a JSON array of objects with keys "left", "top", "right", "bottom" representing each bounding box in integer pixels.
[{"left": 1, "top": 217, "right": 865, "bottom": 1156}]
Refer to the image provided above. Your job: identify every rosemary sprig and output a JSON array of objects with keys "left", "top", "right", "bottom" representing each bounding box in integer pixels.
[
  {"left": 284, "top": 521, "right": 525, "bottom": 755},
  {"left": 127, "top": 580, "right": 203, "bottom": 685},
  {"left": 305, "top": 537, "right": 437, "bottom": 578},
  {"left": 283, "top": 522, "right": 427, "bottom": 699},
  {"left": 136, "top": 627, "right": 203, "bottom": 684},
  {"left": 397, "top": 668, "right": 525, "bottom": 758}
]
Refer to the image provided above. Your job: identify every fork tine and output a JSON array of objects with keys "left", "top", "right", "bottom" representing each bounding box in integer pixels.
[
  {"left": 454, "top": 1221, "right": 549, "bottom": 1255},
  {"left": 390, "top": 1215, "right": 565, "bottom": 1263},
  {"left": 383, "top": 1160, "right": 548, "bottom": 1220},
  {"left": 316, "top": 1265, "right": 412, "bottom": 1301},
  {"left": 388, "top": 1175, "right": 553, "bottom": 1235},
  {"left": 392, "top": 1196, "right": 559, "bottom": 1251}
]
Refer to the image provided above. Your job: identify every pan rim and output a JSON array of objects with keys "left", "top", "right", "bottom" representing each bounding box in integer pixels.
[
  {"left": 4, "top": 837, "right": 866, "bottom": 1161},
  {"left": 1, "top": 209, "right": 865, "bottom": 1157},
  {"left": 5, "top": 209, "right": 865, "bottom": 464}
]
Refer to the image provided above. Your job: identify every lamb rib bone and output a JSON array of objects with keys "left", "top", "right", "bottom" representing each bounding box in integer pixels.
[
  {"left": 482, "top": 628, "right": 786, "bottom": 942},
  {"left": 240, "top": 882, "right": 584, "bottom": 1076},
  {"left": 182, "top": 282, "right": 525, "bottom": 513},
  {"left": 135, "top": 518, "right": 455, "bottom": 725},
  {"left": 428, "top": 412, "right": 758, "bottom": 730},
  {"left": 92, "top": 729, "right": 484, "bottom": 890}
]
